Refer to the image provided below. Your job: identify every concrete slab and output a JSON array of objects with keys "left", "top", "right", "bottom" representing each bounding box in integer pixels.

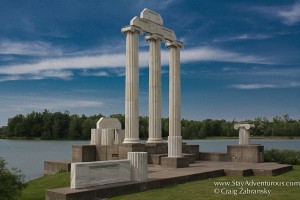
[{"left": 46, "top": 161, "right": 292, "bottom": 200}]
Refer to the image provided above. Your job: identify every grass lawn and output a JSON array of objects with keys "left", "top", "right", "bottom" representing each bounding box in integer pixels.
[
  {"left": 19, "top": 166, "right": 300, "bottom": 200},
  {"left": 18, "top": 172, "right": 70, "bottom": 200}
]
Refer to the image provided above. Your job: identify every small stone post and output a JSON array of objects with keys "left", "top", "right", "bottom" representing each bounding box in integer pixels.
[
  {"left": 128, "top": 152, "right": 148, "bottom": 182},
  {"left": 234, "top": 123, "right": 255, "bottom": 145}
]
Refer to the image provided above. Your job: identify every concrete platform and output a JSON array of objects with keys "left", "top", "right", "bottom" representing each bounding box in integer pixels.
[{"left": 46, "top": 161, "right": 292, "bottom": 200}]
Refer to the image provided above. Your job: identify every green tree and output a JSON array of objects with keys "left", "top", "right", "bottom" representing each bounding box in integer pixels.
[{"left": 0, "top": 157, "right": 25, "bottom": 200}]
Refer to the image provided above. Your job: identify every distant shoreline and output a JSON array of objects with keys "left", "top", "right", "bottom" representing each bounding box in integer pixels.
[{"left": 1, "top": 136, "right": 300, "bottom": 141}]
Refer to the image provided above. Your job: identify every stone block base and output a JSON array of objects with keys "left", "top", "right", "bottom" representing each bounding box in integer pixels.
[
  {"left": 161, "top": 157, "right": 189, "bottom": 168},
  {"left": 149, "top": 154, "right": 168, "bottom": 164},
  {"left": 72, "top": 145, "right": 96, "bottom": 162},
  {"left": 199, "top": 152, "right": 227, "bottom": 162},
  {"left": 44, "top": 160, "right": 71, "bottom": 175},
  {"left": 182, "top": 144, "right": 200, "bottom": 161},
  {"left": 227, "top": 145, "right": 264, "bottom": 163},
  {"left": 182, "top": 153, "right": 195, "bottom": 164},
  {"left": 119, "top": 144, "right": 145, "bottom": 159}
]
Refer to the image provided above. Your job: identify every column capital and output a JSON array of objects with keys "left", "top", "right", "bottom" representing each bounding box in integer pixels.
[
  {"left": 121, "top": 25, "right": 143, "bottom": 35},
  {"left": 165, "top": 40, "right": 184, "bottom": 48},
  {"left": 234, "top": 123, "right": 255, "bottom": 130},
  {"left": 145, "top": 33, "right": 164, "bottom": 42}
]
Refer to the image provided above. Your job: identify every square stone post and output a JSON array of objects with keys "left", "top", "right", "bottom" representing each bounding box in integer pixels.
[
  {"left": 121, "top": 25, "right": 142, "bottom": 144},
  {"left": 146, "top": 34, "right": 164, "bottom": 144},
  {"left": 166, "top": 40, "right": 184, "bottom": 157}
]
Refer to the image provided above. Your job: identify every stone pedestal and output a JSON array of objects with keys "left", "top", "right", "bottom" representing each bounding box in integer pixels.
[
  {"left": 118, "top": 144, "right": 145, "bottom": 159},
  {"left": 128, "top": 152, "right": 148, "bottom": 181},
  {"left": 90, "top": 129, "right": 101, "bottom": 145},
  {"left": 227, "top": 145, "right": 264, "bottom": 163},
  {"left": 161, "top": 157, "right": 189, "bottom": 168},
  {"left": 121, "top": 25, "right": 142, "bottom": 144},
  {"left": 101, "top": 129, "right": 114, "bottom": 146}
]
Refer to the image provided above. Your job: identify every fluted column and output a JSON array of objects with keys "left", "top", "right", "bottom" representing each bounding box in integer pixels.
[
  {"left": 166, "top": 40, "right": 183, "bottom": 157},
  {"left": 146, "top": 34, "right": 164, "bottom": 143},
  {"left": 128, "top": 152, "right": 148, "bottom": 181},
  {"left": 121, "top": 26, "right": 142, "bottom": 144},
  {"left": 234, "top": 124, "right": 255, "bottom": 145}
]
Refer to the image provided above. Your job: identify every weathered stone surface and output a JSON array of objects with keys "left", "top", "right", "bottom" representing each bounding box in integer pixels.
[
  {"left": 119, "top": 144, "right": 145, "bottom": 159},
  {"left": 227, "top": 145, "right": 264, "bottom": 163},
  {"left": 72, "top": 145, "right": 96, "bottom": 163},
  {"left": 101, "top": 129, "right": 114, "bottom": 145},
  {"left": 161, "top": 156, "right": 189, "bottom": 168},
  {"left": 168, "top": 136, "right": 182, "bottom": 157},
  {"left": 140, "top": 8, "right": 163, "bottom": 25},
  {"left": 96, "top": 117, "right": 122, "bottom": 130},
  {"left": 234, "top": 123, "right": 255, "bottom": 145},
  {"left": 90, "top": 129, "right": 101, "bottom": 145},
  {"left": 114, "top": 129, "right": 125, "bottom": 145},
  {"left": 128, "top": 152, "right": 148, "bottom": 181},
  {"left": 199, "top": 152, "right": 227, "bottom": 162},
  {"left": 44, "top": 160, "right": 71, "bottom": 175},
  {"left": 71, "top": 160, "right": 131, "bottom": 189}
]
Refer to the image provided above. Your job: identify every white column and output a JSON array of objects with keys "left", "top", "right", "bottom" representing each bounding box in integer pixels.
[
  {"left": 128, "top": 152, "right": 148, "bottom": 182},
  {"left": 121, "top": 26, "right": 142, "bottom": 144},
  {"left": 146, "top": 34, "right": 164, "bottom": 143},
  {"left": 234, "top": 124, "right": 255, "bottom": 145},
  {"left": 166, "top": 40, "right": 183, "bottom": 157}
]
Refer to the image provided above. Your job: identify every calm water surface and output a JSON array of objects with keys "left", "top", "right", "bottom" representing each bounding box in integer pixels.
[{"left": 0, "top": 139, "right": 299, "bottom": 181}]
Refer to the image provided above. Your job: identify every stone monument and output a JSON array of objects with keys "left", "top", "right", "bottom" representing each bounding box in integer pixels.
[{"left": 227, "top": 123, "right": 264, "bottom": 163}]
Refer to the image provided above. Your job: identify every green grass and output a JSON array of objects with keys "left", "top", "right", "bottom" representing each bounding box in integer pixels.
[
  {"left": 111, "top": 166, "right": 300, "bottom": 200},
  {"left": 18, "top": 172, "right": 70, "bottom": 200},
  {"left": 18, "top": 166, "right": 300, "bottom": 200}
]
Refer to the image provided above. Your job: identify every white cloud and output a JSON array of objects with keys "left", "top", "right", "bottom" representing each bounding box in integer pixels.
[
  {"left": 0, "top": 46, "right": 272, "bottom": 81},
  {"left": 278, "top": 1, "right": 300, "bottom": 25},
  {"left": 0, "top": 40, "right": 63, "bottom": 56},
  {"left": 229, "top": 82, "right": 300, "bottom": 90},
  {"left": 213, "top": 34, "right": 272, "bottom": 43},
  {"left": 0, "top": 95, "right": 103, "bottom": 112}
]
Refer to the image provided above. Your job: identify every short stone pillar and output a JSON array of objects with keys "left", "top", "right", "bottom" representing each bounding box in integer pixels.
[
  {"left": 234, "top": 124, "right": 255, "bottom": 145},
  {"left": 127, "top": 152, "right": 148, "bottom": 182},
  {"left": 101, "top": 129, "right": 114, "bottom": 146},
  {"left": 114, "top": 129, "right": 125, "bottom": 145},
  {"left": 90, "top": 129, "right": 102, "bottom": 145}
]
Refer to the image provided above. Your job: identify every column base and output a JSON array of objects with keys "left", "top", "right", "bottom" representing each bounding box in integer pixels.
[
  {"left": 161, "top": 157, "right": 189, "bottom": 168},
  {"left": 146, "top": 138, "right": 164, "bottom": 144},
  {"left": 122, "top": 138, "right": 141, "bottom": 144}
]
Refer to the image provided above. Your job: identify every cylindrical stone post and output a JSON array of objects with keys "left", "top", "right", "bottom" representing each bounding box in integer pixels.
[
  {"left": 101, "top": 129, "right": 114, "bottom": 145},
  {"left": 166, "top": 41, "right": 183, "bottom": 157},
  {"left": 146, "top": 34, "right": 164, "bottom": 144},
  {"left": 121, "top": 26, "right": 142, "bottom": 144},
  {"left": 128, "top": 152, "right": 148, "bottom": 182}
]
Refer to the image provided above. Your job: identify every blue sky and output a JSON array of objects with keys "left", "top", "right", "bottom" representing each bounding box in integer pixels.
[{"left": 0, "top": 0, "right": 300, "bottom": 126}]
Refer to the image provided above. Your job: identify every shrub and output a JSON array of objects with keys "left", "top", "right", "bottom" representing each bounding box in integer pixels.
[
  {"left": 0, "top": 157, "right": 26, "bottom": 200},
  {"left": 264, "top": 149, "right": 300, "bottom": 165}
]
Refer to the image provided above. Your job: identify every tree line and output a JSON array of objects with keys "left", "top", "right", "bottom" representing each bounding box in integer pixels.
[{"left": 0, "top": 111, "right": 300, "bottom": 140}]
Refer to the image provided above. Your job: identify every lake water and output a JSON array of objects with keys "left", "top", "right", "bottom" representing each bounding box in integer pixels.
[{"left": 0, "top": 139, "right": 299, "bottom": 181}]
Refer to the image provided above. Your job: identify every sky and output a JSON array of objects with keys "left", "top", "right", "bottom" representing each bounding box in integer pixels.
[{"left": 0, "top": 0, "right": 300, "bottom": 126}]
